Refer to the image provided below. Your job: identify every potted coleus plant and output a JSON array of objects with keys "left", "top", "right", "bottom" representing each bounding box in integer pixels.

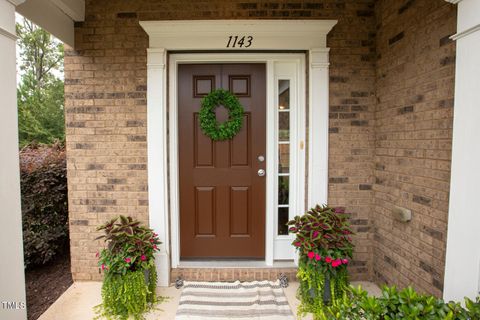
[
  {"left": 287, "top": 205, "right": 354, "bottom": 316},
  {"left": 95, "top": 215, "right": 161, "bottom": 320}
]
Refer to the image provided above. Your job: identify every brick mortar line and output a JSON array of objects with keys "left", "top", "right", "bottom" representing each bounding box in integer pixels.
[{"left": 373, "top": 169, "right": 451, "bottom": 185}]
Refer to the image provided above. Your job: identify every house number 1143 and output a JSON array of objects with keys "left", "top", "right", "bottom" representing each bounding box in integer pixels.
[{"left": 226, "top": 36, "right": 253, "bottom": 48}]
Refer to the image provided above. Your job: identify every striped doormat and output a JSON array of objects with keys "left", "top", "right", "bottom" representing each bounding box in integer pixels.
[{"left": 175, "top": 280, "right": 295, "bottom": 320}]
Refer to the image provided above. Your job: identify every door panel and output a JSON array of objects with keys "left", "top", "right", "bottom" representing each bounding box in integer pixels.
[
  {"left": 229, "top": 186, "right": 250, "bottom": 236},
  {"left": 194, "top": 187, "right": 216, "bottom": 236},
  {"left": 230, "top": 114, "right": 250, "bottom": 167},
  {"left": 193, "top": 114, "right": 214, "bottom": 167},
  {"left": 178, "top": 64, "right": 266, "bottom": 259}
]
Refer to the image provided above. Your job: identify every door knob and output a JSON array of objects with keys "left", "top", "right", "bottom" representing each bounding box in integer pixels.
[
  {"left": 258, "top": 169, "right": 266, "bottom": 177},
  {"left": 258, "top": 155, "right": 265, "bottom": 162}
]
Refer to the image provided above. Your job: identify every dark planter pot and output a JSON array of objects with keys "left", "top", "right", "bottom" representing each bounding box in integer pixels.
[
  {"left": 143, "top": 268, "right": 150, "bottom": 285},
  {"left": 323, "top": 273, "right": 331, "bottom": 304},
  {"left": 306, "top": 272, "right": 331, "bottom": 304}
]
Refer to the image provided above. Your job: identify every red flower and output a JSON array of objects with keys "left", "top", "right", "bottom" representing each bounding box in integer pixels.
[
  {"left": 332, "top": 259, "right": 342, "bottom": 268},
  {"left": 153, "top": 245, "right": 158, "bottom": 250},
  {"left": 307, "top": 251, "right": 315, "bottom": 259},
  {"left": 125, "top": 257, "right": 131, "bottom": 263},
  {"left": 140, "top": 255, "right": 147, "bottom": 261},
  {"left": 312, "top": 231, "right": 319, "bottom": 238},
  {"left": 101, "top": 264, "right": 106, "bottom": 270},
  {"left": 315, "top": 254, "right": 321, "bottom": 261},
  {"left": 150, "top": 239, "right": 154, "bottom": 243},
  {"left": 342, "top": 259, "right": 349, "bottom": 264},
  {"left": 95, "top": 252, "right": 99, "bottom": 258},
  {"left": 294, "top": 242, "right": 301, "bottom": 247},
  {"left": 325, "top": 256, "right": 332, "bottom": 263}
]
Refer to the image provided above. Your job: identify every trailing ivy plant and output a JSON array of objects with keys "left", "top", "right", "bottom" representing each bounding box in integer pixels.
[
  {"left": 288, "top": 205, "right": 355, "bottom": 318},
  {"left": 95, "top": 216, "right": 162, "bottom": 319}
]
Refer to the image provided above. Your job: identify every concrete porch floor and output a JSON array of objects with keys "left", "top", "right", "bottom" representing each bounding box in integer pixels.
[{"left": 38, "top": 281, "right": 381, "bottom": 320}]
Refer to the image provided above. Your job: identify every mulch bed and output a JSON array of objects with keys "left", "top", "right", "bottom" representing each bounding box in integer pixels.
[{"left": 25, "top": 253, "right": 73, "bottom": 320}]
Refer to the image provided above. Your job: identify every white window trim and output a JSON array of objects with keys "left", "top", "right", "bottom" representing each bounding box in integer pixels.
[
  {"left": 272, "top": 61, "right": 305, "bottom": 260},
  {"left": 140, "top": 20, "right": 336, "bottom": 286}
]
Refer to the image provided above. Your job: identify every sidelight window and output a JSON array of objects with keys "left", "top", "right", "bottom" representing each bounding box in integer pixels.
[{"left": 277, "top": 79, "right": 291, "bottom": 235}]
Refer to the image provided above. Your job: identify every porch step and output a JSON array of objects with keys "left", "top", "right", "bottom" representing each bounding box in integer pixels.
[{"left": 170, "top": 267, "right": 297, "bottom": 283}]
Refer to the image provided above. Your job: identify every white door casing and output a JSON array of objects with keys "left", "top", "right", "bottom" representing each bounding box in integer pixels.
[
  {"left": 140, "top": 20, "right": 336, "bottom": 286},
  {"left": 168, "top": 53, "right": 305, "bottom": 267}
]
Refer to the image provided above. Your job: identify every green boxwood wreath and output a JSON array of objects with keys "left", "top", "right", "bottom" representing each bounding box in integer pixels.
[{"left": 199, "top": 89, "right": 244, "bottom": 141}]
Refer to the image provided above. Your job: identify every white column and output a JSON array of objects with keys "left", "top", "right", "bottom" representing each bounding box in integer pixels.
[
  {"left": 0, "top": 0, "right": 27, "bottom": 319},
  {"left": 308, "top": 48, "right": 330, "bottom": 208},
  {"left": 443, "top": 0, "right": 480, "bottom": 302},
  {"left": 146, "top": 48, "right": 170, "bottom": 287}
]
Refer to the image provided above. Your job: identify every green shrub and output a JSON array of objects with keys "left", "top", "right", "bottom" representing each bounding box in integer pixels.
[
  {"left": 20, "top": 143, "right": 68, "bottom": 267},
  {"left": 313, "top": 285, "right": 480, "bottom": 320}
]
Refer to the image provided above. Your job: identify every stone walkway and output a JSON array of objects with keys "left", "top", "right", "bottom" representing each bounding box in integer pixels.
[{"left": 38, "top": 281, "right": 381, "bottom": 320}]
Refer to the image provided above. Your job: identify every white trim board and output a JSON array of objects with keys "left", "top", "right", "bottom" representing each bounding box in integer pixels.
[
  {"left": 0, "top": 25, "right": 17, "bottom": 40},
  {"left": 141, "top": 19, "right": 336, "bottom": 286},
  {"left": 443, "top": 0, "right": 480, "bottom": 302},
  {"left": 140, "top": 20, "right": 337, "bottom": 50}
]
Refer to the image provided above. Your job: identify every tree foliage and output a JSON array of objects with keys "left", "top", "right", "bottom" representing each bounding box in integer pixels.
[{"left": 16, "top": 17, "right": 65, "bottom": 146}]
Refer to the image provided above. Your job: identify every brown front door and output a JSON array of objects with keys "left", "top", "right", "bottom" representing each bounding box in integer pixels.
[{"left": 178, "top": 64, "right": 266, "bottom": 259}]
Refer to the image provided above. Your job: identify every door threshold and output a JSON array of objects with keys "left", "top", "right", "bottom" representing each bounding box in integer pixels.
[{"left": 177, "top": 260, "right": 295, "bottom": 268}]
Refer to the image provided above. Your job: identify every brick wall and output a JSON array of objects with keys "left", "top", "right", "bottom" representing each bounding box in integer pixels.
[
  {"left": 65, "top": 0, "right": 376, "bottom": 281},
  {"left": 373, "top": 0, "right": 456, "bottom": 296},
  {"left": 327, "top": 2, "right": 376, "bottom": 281},
  {"left": 65, "top": 0, "right": 458, "bottom": 295}
]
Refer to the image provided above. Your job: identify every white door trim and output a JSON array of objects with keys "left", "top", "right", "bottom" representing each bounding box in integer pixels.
[
  {"left": 308, "top": 48, "right": 331, "bottom": 208},
  {"left": 168, "top": 53, "right": 306, "bottom": 268},
  {"left": 141, "top": 19, "right": 336, "bottom": 286}
]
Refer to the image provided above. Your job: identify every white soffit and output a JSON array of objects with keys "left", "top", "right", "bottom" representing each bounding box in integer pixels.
[
  {"left": 50, "top": 0, "right": 85, "bottom": 22},
  {"left": 8, "top": 0, "right": 26, "bottom": 5},
  {"left": 16, "top": 0, "right": 85, "bottom": 48},
  {"left": 139, "top": 20, "right": 337, "bottom": 50}
]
